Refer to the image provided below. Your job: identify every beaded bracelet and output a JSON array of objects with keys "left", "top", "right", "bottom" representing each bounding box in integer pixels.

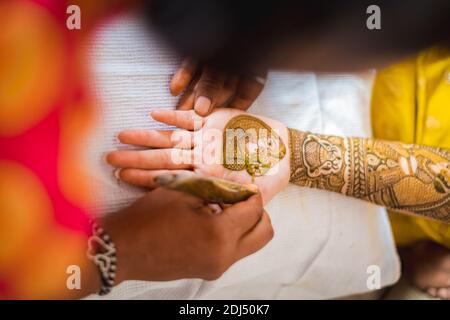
[{"left": 86, "top": 220, "right": 117, "bottom": 295}]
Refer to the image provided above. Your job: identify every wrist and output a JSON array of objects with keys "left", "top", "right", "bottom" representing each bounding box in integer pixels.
[
  {"left": 100, "top": 213, "right": 130, "bottom": 285},
  {"left": 86, "top": 219, "right": 120, "bottom": 295},
  {"left": 258, "top": 118, "right": 291, "bottom": 200},
  {"left": 81, "top": 254, "right": 102, "bottom": 296},
  {"left": 287, "top": 128, "right": 308, "bottom": 185}
]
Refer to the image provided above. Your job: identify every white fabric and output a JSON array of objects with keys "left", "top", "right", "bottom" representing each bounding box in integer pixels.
[{"left": 85, "top": 12, "right": 400, "bottom": 300}]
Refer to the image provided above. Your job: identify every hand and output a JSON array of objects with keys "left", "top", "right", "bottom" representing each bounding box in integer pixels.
[
  {"left": 106, "top": 108, "right": 291, "bottom": 204},
  {"left": 171, "top": 58, "right": 267, "bottom": 116},
  {"left": 101, "top": 188, "right": 273, "bottom": 283}
]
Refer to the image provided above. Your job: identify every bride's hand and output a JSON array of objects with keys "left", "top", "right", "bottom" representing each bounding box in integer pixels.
[{"left": 106, "top": 108, "right": 290, "bottom": 204}]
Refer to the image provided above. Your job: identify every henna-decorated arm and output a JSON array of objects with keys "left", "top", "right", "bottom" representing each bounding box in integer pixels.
[{"left": 288, "top": 128, "right": 450, "bottom": 223}]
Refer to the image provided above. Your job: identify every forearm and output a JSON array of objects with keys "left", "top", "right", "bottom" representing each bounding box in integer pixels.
[{"left": 288, "top": 128, "right": 450, "bottom": 223}]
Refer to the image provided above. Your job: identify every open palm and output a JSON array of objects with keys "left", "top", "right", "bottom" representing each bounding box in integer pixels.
[{"left": 107, "top": 108, "right": 291, "bottom": 204}]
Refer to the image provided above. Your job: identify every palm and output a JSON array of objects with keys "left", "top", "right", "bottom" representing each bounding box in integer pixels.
[
  {"left": 194, "top": 109, "right": 245, "bottom": 180},
  {"left": 188, "top": 108, "right": 290, "bottom": 203},
  {"left": 109, "top": 108, "right": 291, "bottom": 204}
]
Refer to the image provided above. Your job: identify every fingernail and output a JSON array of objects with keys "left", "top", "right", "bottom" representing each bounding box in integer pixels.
[
  {"left": 437, "top": 288, "right": 449, "bottom": 299},
  {"left": 245, "top": 183, "right": 259, "bottom": 193},
  {"left": 427, "top": 288, "right": 437, "bottom": 296},
  {"left": 113, "top": 168, "right": 122, "bottom": 181},
  {"left": 195, "top": 96, "right": 211, "bottom": 115}
]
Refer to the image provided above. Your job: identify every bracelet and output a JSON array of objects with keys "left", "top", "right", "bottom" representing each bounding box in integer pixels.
[{"left": 86, "top": 220, "right": 117, "bottom": 295}]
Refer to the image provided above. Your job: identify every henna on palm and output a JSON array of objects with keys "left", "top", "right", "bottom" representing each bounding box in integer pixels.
[{"left": 223, "top": 115, "right": 287, "bottom": 181}]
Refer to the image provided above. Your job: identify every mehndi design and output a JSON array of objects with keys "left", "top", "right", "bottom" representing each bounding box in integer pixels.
[
  {"left": 289, "top": 128, "right": 450, "bottom": 223},
  {"left": 223, "top": 115, "right": 286, "bottom": 180}
]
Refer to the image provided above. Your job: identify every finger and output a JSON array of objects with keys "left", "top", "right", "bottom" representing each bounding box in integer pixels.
[
  {"left": 229, "top": 72, "right": 267, "bottom": 110},
  {"left": 427, "top": 288, "right": 437, "bottom": 297},
  {"left": 194, "top": 66, "right": 227, "bottom": 116},
  {"left": 212, "top": 74, "right": 239, "bottom": 108},
  {"left": 436, "top": 288, "right": 449, "bottom": 299},
  {"left": 115, "top": 168, "right": 192, "bottom": 188},
  {"left": 118, "top": 130, "right": 194, "bottom": 149},
  {"left": 150, "top": 109, "right": 205, "bottom": 131},
  {"left": 106, "top": 149, "right": 193, "bottom": 170},
  {"left": 441, "top": 254, "right": 450, "bottom": 271},
  {"left": 236, "top": 211, "right": 274, "bottom": 260},
  {"left": 418, "top": 271, "right": 450, "bottom": 289},
  {"left": 223, "top": 192, "right": 264, "bottom": 233},
  {"left": 177, "top": 89, "right": 196, "bottom": 110},
  {"left": 152, "top": 187, "right": 204, "bottom": 208},
  {"left": 207, "top": 203, "right": 223, "bottom": 214},
  {"left": 170, "top": 58, "right": 198, "bottom": 96},
  {"left": 177, "top": 73, "right": 201, "bottom": 110}
]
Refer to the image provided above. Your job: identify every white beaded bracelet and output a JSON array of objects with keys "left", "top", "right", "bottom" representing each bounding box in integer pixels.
[{"left": 86, "top": 220, "right": 117, "bottom": 295}]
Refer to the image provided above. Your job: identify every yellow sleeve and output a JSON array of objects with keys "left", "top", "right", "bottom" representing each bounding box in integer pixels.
[{"left": 371, "top": 48, "right": 450, "bottom": 249}]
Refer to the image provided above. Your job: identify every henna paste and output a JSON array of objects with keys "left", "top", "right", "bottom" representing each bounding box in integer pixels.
[
  {"left": 223, "top": 115, "right": 286, "bottom": 180},
  {"left": 288, "top": 128, "right": 450, "bottom": 223}
]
